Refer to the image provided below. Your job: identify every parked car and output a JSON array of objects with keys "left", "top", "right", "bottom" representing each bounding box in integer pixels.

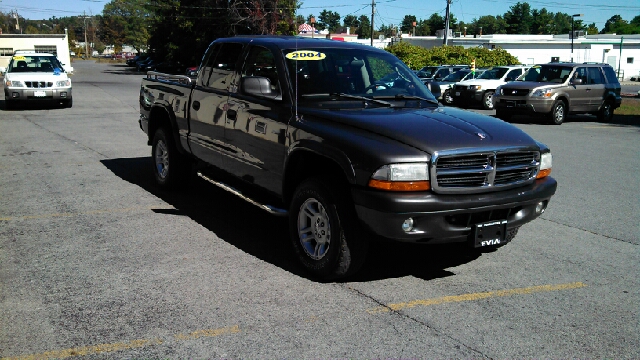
[
  {"left": 493, "top": 62, "right": 622, "bottom": 124},
  {"left": 434, "top": 68, "right": 487, "bottom": 105},
  {"left": 416, "top": 65, "right": 470, "bottom": 83},
  {"left": 1, "top": 51, "right": 73, "bottom": 109},
  {"left": 451, "top": 65, "right": 529, "bottom": 110},
  {"left": 127, "top": 54, "right": 147, "bottom": 67},
  {"left": 137, "top": 57, "right": 156, "bottom": 72},
  {"left": 185, "top": 66, "right": 198, "bottom": 78}
]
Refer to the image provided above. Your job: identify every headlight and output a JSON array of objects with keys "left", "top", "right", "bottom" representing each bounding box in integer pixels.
[
  {"left": 495, "top": 86, "right": 503, "bottom": 95},
  {"left": 369, "top": 163, "right": 430, "bottom": 191},
  {"left": 537, "top": 152, "right": 552, "bottom": 179},
  {"left": 469, "top": 85, "right": 482, "bottom": 91},
  {"left": 56, "top": 79, "right": 71, "bottom": 87},
  {"left": 5, "top": 80, "right": 25, "bottom": 87},
  {"left": 532, "top": 88, "right": 553, "bottom": 97}
]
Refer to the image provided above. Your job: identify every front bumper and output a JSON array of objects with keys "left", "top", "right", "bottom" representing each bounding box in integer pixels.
[
  {"left": 494, "top": 96, "right": 554, "bottom": 114},
  {"left": 352, "top": 176, "right": 557, "bottom": 243},
  {"left": 5, "top": 87, "right": 72, "bottom": 101},
  {"left": 452, "top": 89, "right": 483, "bottom": 104}
]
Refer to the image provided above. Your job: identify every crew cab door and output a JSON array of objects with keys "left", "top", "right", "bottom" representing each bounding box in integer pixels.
[
  {"left": 222, "top": 44, "right": 292, "bottom": 195},
  {"left": 188, "top": 42, "right": 244, "bottom": 168}
]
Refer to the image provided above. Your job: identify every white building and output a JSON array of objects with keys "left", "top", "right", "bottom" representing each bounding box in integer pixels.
[
  {"left": 0, "top": 30, "right": 74, "bottom": 73},
  {"left": 402, "top": 33, "right": 640, "bottom": 81}
]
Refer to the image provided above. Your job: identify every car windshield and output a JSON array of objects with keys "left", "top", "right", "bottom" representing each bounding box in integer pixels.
[
  {"left": 518, "top": 65, "right": 573, "bottom": 83},
  {"left": 8, "top": 55, "right": 64, "bottom": 73},
  {"left": 417, "top": 66, "right": 438, "bottom": 77},
  {"left": 478, "top": 67, "right": 509, "bottom": 80},
  {"left": 284, "top": 47, "right": 436, "bottom": 106},
  {"left": 442, "top": 70, "right": 470, "bottom": 82}
]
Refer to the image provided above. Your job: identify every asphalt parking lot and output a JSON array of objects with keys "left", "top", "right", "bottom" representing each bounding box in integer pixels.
[{"left": 1, "top": 60, "right": 638, "bottom": 358}]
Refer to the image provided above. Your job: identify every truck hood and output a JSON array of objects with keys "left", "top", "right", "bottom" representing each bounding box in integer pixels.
[{"left": 303, "top": 106, "right": 538, "bottom": 153}]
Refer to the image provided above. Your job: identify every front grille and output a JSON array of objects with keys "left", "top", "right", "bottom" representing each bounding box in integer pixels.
[
  {"left": 501, "top": 88, "right": 530, "bottom": 96},
  {"left": 432, "top": 150, "right": 539, "bottom": 193},
  {"left": 453, "top": 85, "right": 467, "bottom": 92},
  {"left": 25, "top": 81, "right": 53, "bottom": 88}
]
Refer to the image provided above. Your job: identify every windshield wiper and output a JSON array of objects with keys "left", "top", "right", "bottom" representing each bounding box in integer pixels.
[
  {"left": 374, "top": 94, "right": 440, "bottom": 105},
  {"left": 328, "top": 93, "right": 393, "bottom": 107}
]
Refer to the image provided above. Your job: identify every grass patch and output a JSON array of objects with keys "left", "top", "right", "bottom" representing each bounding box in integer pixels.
[{"left": 617, "top": 97, "right": 640, "bottom": 116}]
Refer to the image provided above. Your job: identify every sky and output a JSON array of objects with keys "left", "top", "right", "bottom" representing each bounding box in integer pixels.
[{"left": 1, "top": 0, "right": 637, "bottom": 30}]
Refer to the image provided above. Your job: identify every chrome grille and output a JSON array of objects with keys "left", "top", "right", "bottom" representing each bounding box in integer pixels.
[
  {"left": 432, "top": 150, "right": 539, "bottom": 193},
  {"left": 25, "top": 81, "right": 53, "bottom": 88},
  {"left": 501, "top": 88, "right": 530, "bottom": 96}
]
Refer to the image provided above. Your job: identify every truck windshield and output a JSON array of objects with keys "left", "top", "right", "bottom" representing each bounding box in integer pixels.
[
  {"left": 519, "top": 65, "right": 573, "bottom": 83},
  {"left": 478, "top": 67, "right": 509, "bottom": 80},
  {"left": 284, "top": 47, "right": 436, "bottom": 105},
  {"left": 8, "top": 55, "right": 63, "bottom": 73}
]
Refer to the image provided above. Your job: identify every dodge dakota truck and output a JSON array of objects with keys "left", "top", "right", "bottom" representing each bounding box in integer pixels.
[{"left": 139, "top": 36, "right": 557, "bottom": 279}]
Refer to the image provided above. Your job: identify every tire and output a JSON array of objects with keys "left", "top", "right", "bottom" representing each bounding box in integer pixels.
[
  {"left": 495, "top": 108, "right": 512, "bottom": 121},
  {"left": 289, "top": 178, "right": 368, "bottom": 280},
  {"left": 151, "top": 127, "right": 191, "bottom": 190},
  {"left": 482, "top": 91, "right": 495, "bottom": 110},
  {"left": 548, "top": 100, "right": 566, "bottom": 125},
  {"left": 597, "top": 100, "right": 613, "bottom": 122},
  {"left": 442, "top": 89, "right": 453, "bottom": 105}
]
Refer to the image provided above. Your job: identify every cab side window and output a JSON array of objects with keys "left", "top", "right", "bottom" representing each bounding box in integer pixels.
[
  {"left": 200, "top": 43, "right": 244, "bottom": 90},
  {"left": 241, "top": 46, "right": 280, "bottom": 95},
  {"left": 505, "top": 69, "right": 522, "bottom": 81},
  {"left": 573, "top": 67, "right": 588, "bottom": 84}
]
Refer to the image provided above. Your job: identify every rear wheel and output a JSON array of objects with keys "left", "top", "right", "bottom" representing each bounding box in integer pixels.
[
  {"left": 151, "top": 127, "right": 191, "bottom": 190},
  {"left": 482, "top": 91, "right": 495, "bottom": 110},
  {"left": 549, "top": 100, "right": 566, "bottom": 125},
  {"left": 289, "top": 178, "right": 368, "bottom": 280},
  {"left": 597, "top": 100, "right": 613, "bottom": 122}
]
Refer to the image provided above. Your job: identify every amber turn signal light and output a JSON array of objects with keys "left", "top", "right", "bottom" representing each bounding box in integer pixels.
[{"left": 368, "top": 179, "right": 431, "bottom": 191}]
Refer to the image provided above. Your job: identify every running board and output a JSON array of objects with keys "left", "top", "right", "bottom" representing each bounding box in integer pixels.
[{"left": 197, "top": 172, "right": 288, "bottom": 216}]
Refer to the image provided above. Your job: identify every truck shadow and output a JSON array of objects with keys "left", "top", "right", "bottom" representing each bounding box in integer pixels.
[{"left": 101, "top": 157, "right": 483, "bottom": 283}]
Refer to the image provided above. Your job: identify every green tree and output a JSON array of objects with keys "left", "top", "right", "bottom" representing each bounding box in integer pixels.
[
  {"left": 386, "top": 42, "right": 520, "bottom": 70},
  {"left": 531, "top": 8, "right": 554, "bottom": 34},
  {"left": 400, "top": 15, "right": 417, "bottom": 34},
  {"left": 504, "top": 2, "right": 533, "bottom": 34},
  {"left": 426, "top": 13, "right": 444, "bottom": 36},
  {"left": 343, "top": 15, "right": 359, "bottom": 27},
  {"left": 318, "top": 10, "right": 340, "bottom": 33},
  {"left": 101, "top": 0, "right": 151, "bottom": 54},
  {"left": 355, "top": 15, "right": 370, "bottom": 39},
  {"left": 586, "top": 23, "right": 599, "bottom": 35}
]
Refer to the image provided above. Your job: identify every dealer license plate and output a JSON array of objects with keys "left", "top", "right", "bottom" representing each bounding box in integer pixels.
[
  {"left": 34, "top": 90, "right": 46, "bottom": 97},
  {"left": 474, "top": 220, "right": 507, "bottom": 248},
  {"left": 506, "top": 100, "right": 516, "bottom": 108}
]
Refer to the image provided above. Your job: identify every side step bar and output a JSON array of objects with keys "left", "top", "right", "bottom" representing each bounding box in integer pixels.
[{"left": 197, "top": 172, "right": 288, "bottom": 216}]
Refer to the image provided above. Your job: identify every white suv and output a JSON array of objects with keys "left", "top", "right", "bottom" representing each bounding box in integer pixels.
[
  {"left": 2, "top": 51, "right": 73, "bottom": 109},
  {"left": 451, "top": 65, "right": 528, "bottom": 110}
]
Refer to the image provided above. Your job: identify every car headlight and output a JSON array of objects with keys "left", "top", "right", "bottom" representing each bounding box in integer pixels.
[
  {"left": 56, "top": 79, "right": 71, "bottom": 87},
  {"left": 532, "top": 88, "right": 553, "bottom": 97},
  {"left": 537, "top": 152, "right": 552, "bottom": 179},
  {"left": 469, "top": 85, "right": 482, "bottom": 91},
  {"left": 368, "top": 163, "right": 430, "bottom": 191},
  {"left": 5, "top": 80, "right": 25, "bottom": 87},
  {"left": 495, "top": 85, "right": 503, "bottom": 95}
]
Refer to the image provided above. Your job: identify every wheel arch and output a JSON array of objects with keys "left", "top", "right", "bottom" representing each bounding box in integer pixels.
[
  {"left": 282, "top": 143, "right": 356, "bottom": 207},
  {"left": 147, "top": 104, "right": 187, "bottom": 155}
]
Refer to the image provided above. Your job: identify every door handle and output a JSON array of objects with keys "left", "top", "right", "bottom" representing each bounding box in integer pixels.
[
  {"left": 227, "top": 109, "right": 237, "bottom": 120},
  {"left": 192, "top": 101, "right": 200, "bottom": 111}
]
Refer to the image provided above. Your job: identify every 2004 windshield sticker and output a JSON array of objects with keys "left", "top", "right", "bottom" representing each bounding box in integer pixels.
[{"left": 286, "top": 51, "right": 326, "bottom": 61}]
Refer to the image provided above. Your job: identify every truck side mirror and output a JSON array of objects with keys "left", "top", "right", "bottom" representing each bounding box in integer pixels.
[
  {"left": 571, "top": 78, "right": 583, "bottom": 85},
  {"left": 241, "top": 76, "right": 280, "bottom": 99}
]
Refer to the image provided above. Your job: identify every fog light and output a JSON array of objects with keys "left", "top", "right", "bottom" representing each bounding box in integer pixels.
[
  {"left": 402, "top": 218, "right": 414, "bottom": 232},
  {"left": 535, "top": 201, "right": 547, "bottom": 214},
  {"left": 60, "top": 92, "right": 67, "bottom": 98},
  {"left": 12, "top": 92, "right": 19, "bottom": 98}
]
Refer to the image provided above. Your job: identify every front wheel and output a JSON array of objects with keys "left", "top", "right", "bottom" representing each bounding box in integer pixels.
[
  {"left": 442, "top": 89, "right": 453, "bottom": 105},
  {"left": 597, "top": 100, "right": 613, "bottom": 122},
  {"left": 549, "top": 100, "right": 566, "bottom": 125},
  {"left": 289, "top": 178, "right": 368, "bottom": 280},
  {"left": 151, "top": 127, "right": 191, "bottom": 190},
  {"left": 482, "top": 91, "right": 495, "bottom": 110}
]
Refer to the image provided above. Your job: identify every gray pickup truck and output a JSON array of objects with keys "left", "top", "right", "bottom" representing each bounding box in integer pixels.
[{"left": 139, "top": 36, "right": 557, "bottom": 279}]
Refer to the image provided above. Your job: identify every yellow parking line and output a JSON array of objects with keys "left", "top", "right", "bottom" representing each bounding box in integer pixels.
[
  {"left": 2, "top": 325, "right": 240, "bottom": 360},
  {"left": 366, "top": 282, "right": 587, "bottom": 314},
  {"left": 0, "top": 206, "right": 176, "bottom": 221}
]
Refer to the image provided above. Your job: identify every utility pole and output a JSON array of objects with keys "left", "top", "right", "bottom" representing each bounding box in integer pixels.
[
  {"left": 443, "top": 0, "right": 452, "bottom": 45},
  {"left": 370, "top": 0, "right": 375, "bottom": 46},
  {"left": 80, "top": 12, "right": 90, "bottom": 58},
  {"left": 11, "top": 10, "right": 21, "bottom": 33}
]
